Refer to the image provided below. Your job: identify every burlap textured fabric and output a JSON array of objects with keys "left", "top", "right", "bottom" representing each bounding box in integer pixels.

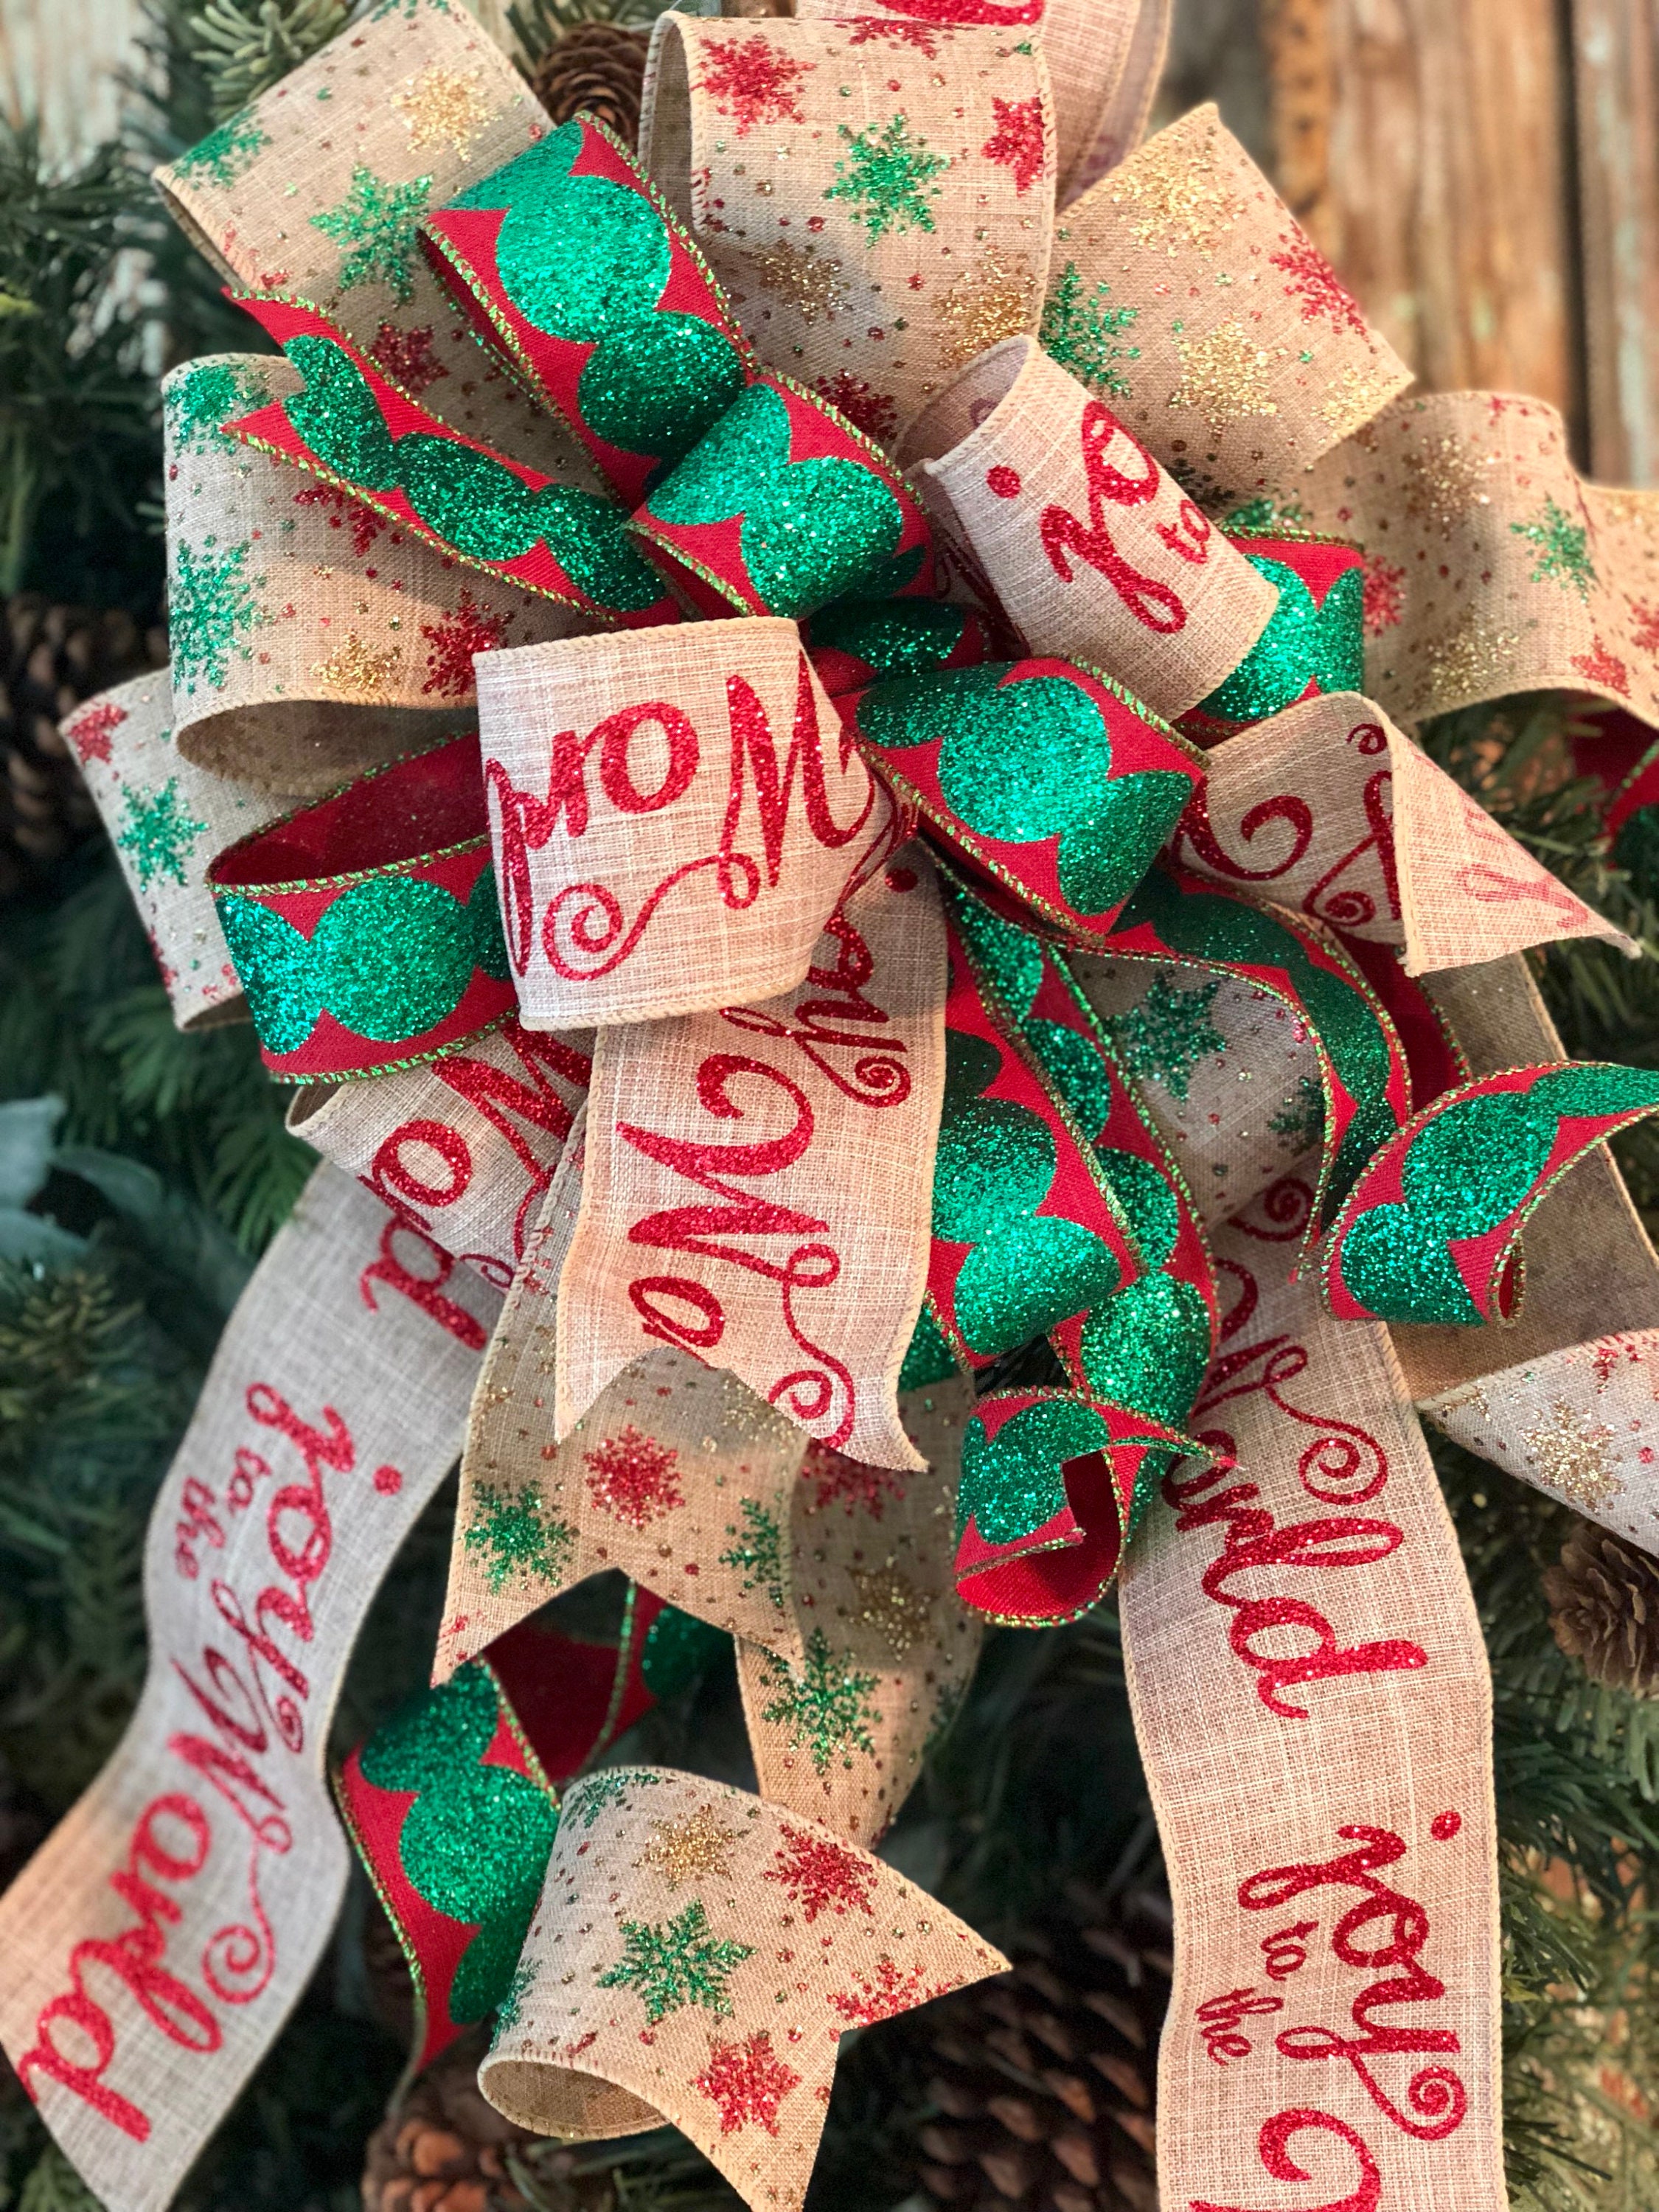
[
  {"left": 556, "top": 861, "right": 945, "bottom": 1471},
  {"left": 63, "top": 669, "right": 299, "bottom": 1030},
  {"left": 1397, "top": 958, "right": 1659, "bottom": 1553},
  {"left": 735, "top": 1375, "right": 981, "bottom": 1846},
  {"left": 1302, "top": 391, "right": 1659, "bottom": 730},
  {"left": 1050, "top": 104, "right": 1412, "bottom": 508},
  {"left": 288, "top": 1017, "right": 591, "bottom": 1287},
  {"left": 162, "top": 357, "right": 575, "bottom": 795},
  {"left": 1120, "top": 1218, "right": 1503, "bottom": 2212},
  {"left": 1178, "top": 689, "right": 1635, "bottom": 973},
  {"left": 1071, "top": 954, "right": 1324, "bottom": 1226},
  {"left": 641, "top": 15, "right": 1054, "bottom": 445},
  {"left": 151, "top": 0, "right": 599, "bottom": 489},
  {"left": 479, "top": 1767, "right": 1007, "bottom": 2209},
  {"left": 0, "top": 1166, "right": 497, "bottom": 2212},
  {"left": 476, "top": 619, "right": 897, "bottom": 1028},
  {"left": 905, "top": 335, "right": 1275, "bottom": 717},
  {"left": 439, "top": 1142, "right": 818, "bottom": 1678}
]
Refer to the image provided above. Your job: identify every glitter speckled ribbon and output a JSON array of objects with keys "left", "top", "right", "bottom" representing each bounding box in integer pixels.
[
  {"left": 478, "top": 1767, "right": 1008, "bottom": 2211},
  {"left": 209, "top": 735, "right": 516, "bottom": 1082},
  {"left": 336, "top": 1590, "right": 674, "bottom": 2077},
  {"left": 226, "top": 296, "right": 681, "bottom": 629},
  {"left": 839, "top": 657, "right": 1202, "bottom": 942},
  {"left": 1324, "top": 1062, "right": 1659, "bottom": 1326},
  {"left": 1179, "top": 533, "right": 1366, "bottom": 740}
]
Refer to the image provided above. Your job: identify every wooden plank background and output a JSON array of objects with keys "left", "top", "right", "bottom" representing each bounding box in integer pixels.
[{"left": 5, "top": 0, "right": 1658, "bottom": 482}]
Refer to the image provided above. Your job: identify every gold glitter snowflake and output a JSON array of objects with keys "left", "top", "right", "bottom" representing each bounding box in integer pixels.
[
  {"left": 847, "top": 1565, "right": 933, "bottom": 1658},
  {"left": 1521, "top": 1399, "right": 1623, "bottom": 1514},
  {"left": 393, "top": 65, "right": 495, "bottom": 156},
  {"left": 1168, "top": 321, "right": 1279, "bottom": 437},
  {"left": 1318, "top": 360, "right": 1402, "bottom": 443},
  {"left": 313, "top": 633, "right": 402, "bottom": 695},
  {"left": 1399, "top": 433, "right": 1495, "bottom": 538},
  {"left": 1425, "top": 617, "right": 1524, "bottom": 703},
  {"left": 636, "top": 1804, "right": 742, "bottom": 1888},
  {"left": 1108, "top": 119, "right": 1242, "bottom": 252},
  {"left": 932, "top": 248, "right": 1037, "bottom": 370},
  {"left": 737, "top": 239, "right": 849, "bottom": 325}
]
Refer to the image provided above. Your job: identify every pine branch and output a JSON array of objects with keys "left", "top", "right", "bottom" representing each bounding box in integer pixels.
[{"left": 185, "top": 0, "right": 355, "bottom": 123}]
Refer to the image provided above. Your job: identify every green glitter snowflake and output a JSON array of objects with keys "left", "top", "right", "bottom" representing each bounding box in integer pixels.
[
  {"left": 1270, "top": 1074, "right": 1325, "bottom": 1154},
  {"left": 597, "top": 1899, "right": 754, "bottom": 2025},
  {"left": 173, "top": 110, "right": 269, "bottom": 189},
  {"left": 494, "top": 1960, "right": 535, "bottom": 2034},
  {"left": 1511, "top": 495, "right": 1597, "bottom": 599},
  {"left": 1040, "top": 262, "right": 1140, "bottom": 399},
  {"left": 759, "top": 1628, "right": 879, "bottom": 1775},
  {"left": 824, "top": 116, "right": 949, "bottom": 242},
  {"left": 563, "top": 1768, "right": 663, "bottom": 1829},
  {"left": 463, "top": 1482, "right": 574, "bottom": 1592},
  {"left": 310, "top": 164, "right": 434, "bottom": 303},
  {"left": 116, "top": 779, "right": 207, "bottom": 891},
  {"left": 1104, "top": 974, "right": 1226, "bottom": 1102},
  {"left": 169, "top": 538, "right": 263, "bottom": 693},
  {"left": 718, "top": 1499, "right": 787, "bottom": 1611},
  {"left": 1225, "top": 493, "right": 1309, "bottom": 534},
  {"left": 165, "top": 361, "right": 269, "bottom": 456}
]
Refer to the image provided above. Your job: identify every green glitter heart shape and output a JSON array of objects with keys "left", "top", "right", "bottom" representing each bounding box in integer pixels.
[
  {"left": 1078, "top": 1273, "right": 1210, "bottom": 1430},
  {"left": 1527, "top": 1062, "right": 1659, "bottom": 1121},
  {"left": 1336, "top": 1201, "right": 1483, "bottom": 1326},
  {"left": 857, "top": 665, "right": 1189, "bottom": 918},
  {"left": 1195, "top": 556, "right": 1364, "bottom": 723},
  {"left": 955, "top": 1218, "right": 1123, "bottom": 1357},
  {"left": 957, "top": 1397, "right": 1116, "bottom": 1546},
  {"left": 358, "top": 1666, "right": 558, "bottom": 2025},
  {"left": 644, "top": 382, "right": 904, "bottom": 616},
  {"left": 220, "top": 866, "right": 509, "bottom": 1055},
  {"left": 1399, "top": 1089, "right": 1553, "bottom": 1238},
  {"left": 281, "top": 336, "right": 666, "bottom": 612},
  {"left": 807, "top": 597, "right": 968, "bottom": 679}
]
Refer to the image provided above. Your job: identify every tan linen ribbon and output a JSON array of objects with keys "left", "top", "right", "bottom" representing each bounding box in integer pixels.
[
  {"left": 1119, "top": 1217, "right": 1504, "bottom": 2212},
  {"left": 478, "top": 1767, "right": 1008, "bottom": 2211},
  {"left": 1049, "top": 104, "right": 1413, "bottom": 508},
  {"left": 1069, "top": 952, "right": 1325, "bottom": 1230},
  {"left": 1300, "top": 390, "right": 1659, "bottom": 731},
  {"left": 1397, "top": 958, "right": 1659, "bottom": 1556},
  {"left": 288, "top": 1017, "right": 592, "bottom": 1290},
  {"left": 640, "top": 15, "right": 1054, "bottom": 445},
  {"left": 1176, "top": 689, "right": 1637, "bottom": 973},
  {"left": 474, "top": 618, "right": 899, "bottom": 1029},
  {"left": 150, "top": 0, "right": 599, "bottom": 490},
  {"left": 902, "top": 335, "right": 1276, "bottom": 719},
  {"left": 0, "top": 1164, "right": 498, "bottom": 2212},
  {"left": 438, "top": 1136, "right": 818, "bottom": 1678},
  {"left": 735, "top": 1374, "right": 981, "bottom": 1846},
  {"left": 62, "top": 669, "right": 300, "bottom": 1031},
  {"left": 161, "top": 355, "right": 577, "bottom": 795},
  {"left": 554, "top": 858, "right": 945, "bottom": 1472}
]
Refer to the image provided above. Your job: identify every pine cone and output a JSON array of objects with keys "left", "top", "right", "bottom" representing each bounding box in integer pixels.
[
  {"left": 1545, "top": 1520, "right": 1659, "bottom": 1697},
  {"left": 0, "top": 594, "right": 163, "bottom": 897},
  {"left": 529, "top": 24, "right": 650, "bottom": 147},
  {"left": 362, "top": 2035, "right": 535, "bottom": 2212},
  {"left": 915, "top": 1882, "right": 1169, "bottom": 2212}
]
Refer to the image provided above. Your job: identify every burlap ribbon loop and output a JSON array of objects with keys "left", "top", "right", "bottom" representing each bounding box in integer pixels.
[{"left": 479, "top": 1767, "right": 1008, "bottom": 2211}]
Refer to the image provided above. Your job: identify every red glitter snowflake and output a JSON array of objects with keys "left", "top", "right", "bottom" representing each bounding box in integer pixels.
[
  {"left": 583, "top": 1425, "right": 685, "bottom": 1528},
  {"left": 764, "top": 1823, "right": 876, "bottom": 1921},
  {"left": 814, "top": 372, "right": 898, "bottom": 442},
  {"left": 421, "top": 590, "right": 513, "bottom": 698},
  {"left": 695, "top": 36, "right": 810, "bottom": 136},
  {"left": 1630, "top": 599, "right": 1659, "bottom": 653},
  {"left": 693, "top": 2031, "right": 801, "bottom": 2135},
  {"left": 1269, "top": 234, "right": 1368, "bottom": 335},
  {"left": 980, "top": 94, "right": 1046, "bottom": 196},
  {"left": 294, "top": 482, "right": 387, "bottom": 558},
  {"left": 826, "top": 1956, "right": 944, "bottom": 2025},
  {"left": 368, "top": 321, "right": 449, "bottom": 397},
  {"left": 1571, "top": 636, "right": 1631, "bottom": 695},
  {"left": 66, "top": 698, "right": 128, "bottom": 766},
  {"left": 1360, "top": 551, "right": 1405, "bottom": 636},
  {"left": 848, "top": 18, "right": 939, "bottom": 55},
  {"left": 799, "top": 1439, "right": 905, "bottom": 1520}
]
